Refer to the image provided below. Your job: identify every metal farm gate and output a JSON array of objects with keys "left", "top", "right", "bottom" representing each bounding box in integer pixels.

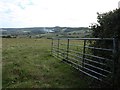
[{"left": 51, "top": 38, "right": 118, "bottom": 86}]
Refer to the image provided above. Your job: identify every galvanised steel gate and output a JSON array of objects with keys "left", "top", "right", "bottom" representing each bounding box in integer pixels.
[{"left": 51, "top": 38, "right": 118, "bottom": 85}]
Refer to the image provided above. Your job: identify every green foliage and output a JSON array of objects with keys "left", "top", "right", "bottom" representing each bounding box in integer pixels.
[
  {"left": 2, "top": 35, "right": 16, "bottom": 38},
  {"left": 90, "top": 8, "right": 120, "bottom": 38},
  {"left": 90, "top": 8, "right": 120, "bottom": 87}
]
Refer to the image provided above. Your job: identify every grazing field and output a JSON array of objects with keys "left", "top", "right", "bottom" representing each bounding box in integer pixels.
[{"left": 2, "top": 38, "right": 89, "bottom": 88}]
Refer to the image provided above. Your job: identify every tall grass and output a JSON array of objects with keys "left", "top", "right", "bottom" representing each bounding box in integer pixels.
[{"left": 2, "top": 38, "right": 89, "bottom": 88}]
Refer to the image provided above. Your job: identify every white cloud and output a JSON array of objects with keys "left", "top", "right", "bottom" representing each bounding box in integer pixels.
[{"left": 0, "top": 0, "right": 119, "bottom": 28}]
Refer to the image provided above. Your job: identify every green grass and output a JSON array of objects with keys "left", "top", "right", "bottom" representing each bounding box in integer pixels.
[{"left": 2, "top": 38, "right": 89, "bottom": 88}]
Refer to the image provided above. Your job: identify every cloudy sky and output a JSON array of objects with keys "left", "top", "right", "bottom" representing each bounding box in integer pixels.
[{"left": 0, "top": 0, "right": 119, "bottom": 28}]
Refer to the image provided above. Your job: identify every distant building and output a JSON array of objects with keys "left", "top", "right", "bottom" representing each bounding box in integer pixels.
[{"left": 118, "top": 1, "right": 120, "bottom": 8}]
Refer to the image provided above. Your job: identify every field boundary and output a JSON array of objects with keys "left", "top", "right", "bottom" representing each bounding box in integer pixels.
[{"left": 51, "top": 38, "right": 119, "bottom": 86}]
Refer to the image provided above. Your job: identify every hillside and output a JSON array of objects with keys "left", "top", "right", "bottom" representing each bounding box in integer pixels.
[{"left": 1, "top": 27, "right": 91, "bottom": 38}]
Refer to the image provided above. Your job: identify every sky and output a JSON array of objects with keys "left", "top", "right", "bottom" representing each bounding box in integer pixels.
[{"left": 0, "top": 0, "right": 119, "bottom": 28}]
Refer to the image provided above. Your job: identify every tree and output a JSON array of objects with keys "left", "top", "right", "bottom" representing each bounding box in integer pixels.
[
  {"left": 90, "top": 8, "right": 120, "bottom": 88},
  {"left": 90, "top": 9, "right": 120, "bottom": 38}
]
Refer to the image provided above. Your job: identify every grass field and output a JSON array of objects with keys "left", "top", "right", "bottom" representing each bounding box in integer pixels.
[{"left": 2, "top": 38, "right": 89, "bottom": 88}]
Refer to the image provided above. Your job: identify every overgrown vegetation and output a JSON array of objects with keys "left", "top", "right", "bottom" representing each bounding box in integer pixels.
[{"left": 90, "top": 8, "right": 120, "bottom": 88}]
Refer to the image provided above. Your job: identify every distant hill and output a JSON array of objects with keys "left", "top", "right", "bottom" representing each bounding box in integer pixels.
[{"left": 1, "top": 27, "right": 91, "bottom": 38}]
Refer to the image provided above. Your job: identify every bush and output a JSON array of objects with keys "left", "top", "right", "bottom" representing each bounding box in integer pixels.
[{"left": 90, "top": 8, "right": 120, "bottom": 87}]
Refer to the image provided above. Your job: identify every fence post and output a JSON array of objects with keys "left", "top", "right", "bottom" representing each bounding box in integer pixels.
[
  {"left": 66, "top": 39, "right": 69, "bottom": 59},
  {"left": 51, "top": 38, "right": 53, "bottom": 55},
  {"left": 67, "top": 39, "right": 70, "bottom": 59},
  {"left": 82, "top": 40, "right": 86, "bottom": 68},
  {"left": 57, "top": 39, "right": 60, "bottom": 58},
  {"left": 113, "top": 37, "right": 120, "bottom": 87}
]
